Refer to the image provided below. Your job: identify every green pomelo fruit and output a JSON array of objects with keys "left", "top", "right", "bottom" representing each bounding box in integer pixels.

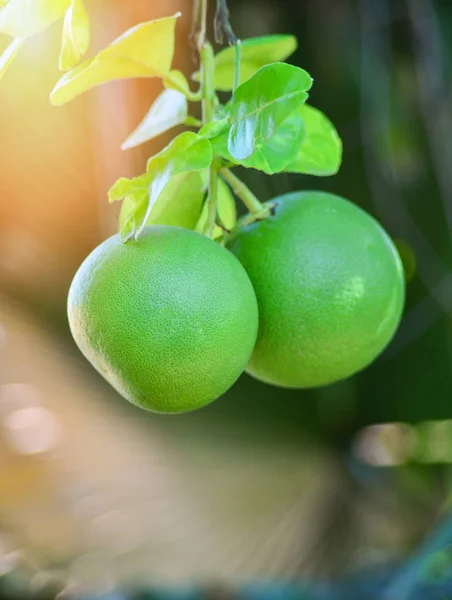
[
  {"left": 226, "top": 191, "right": 405, "bottom": 388},
  {"left": 68, "top": 226, "right": 259, "bottom": 413}
]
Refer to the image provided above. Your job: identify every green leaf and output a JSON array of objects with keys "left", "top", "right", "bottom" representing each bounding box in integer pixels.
[
  {"left": 284, "top": 104, "right": 342, "bottom": 176},
  {"left": 203, "top": 102, "right": 342, "bottom": 176},
  {"left": 0, "top": 36, "right": 23, "bottom": 80},
  {"left": 195, "top": 177, "right": 237, "bottom": 239},
  {"left": 200, "top": 111, "right": 305, "bottom": 175},
  {"left": 50, "top": 13, "right": 180, "bottom": 106},
  {"left": 193, "top": 34, "right": 297, "bottom": 92},
  {"left": 59, "top": 0, "right": 90, "bottom": 71},
  {"left": 109, "top": 132, "right": 213, "bottom": 240},
  {"left": 228, "top": 62, "right": 312, "bottom": 162},
  {"left": 199, "top": 118, "right": 229, "bottom": 140},
  {"left": 203, "top": 127, "right": 232, "bottom": 161},
  {"left": 0, "top": 0, "right": 69, "bottom": 38},
  {"left": 121, "top": 89, "right": 187, "bottom": 150},
  {"left": 199, "top": 119, "right": 236, "bottom": 166},
  {"left": 119, "top": 171, "right": 206, "bottom": 233},
  {"left": 236, "top": 110, "right": 305, "bottom": 174}
]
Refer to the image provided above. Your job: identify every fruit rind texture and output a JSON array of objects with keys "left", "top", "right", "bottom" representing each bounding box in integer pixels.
[
  {"left": 226, "top": 191, "right": 405, "bottom": 389},
  {"left": 68, "top": 225, "right": 259, "bottom": 413}
]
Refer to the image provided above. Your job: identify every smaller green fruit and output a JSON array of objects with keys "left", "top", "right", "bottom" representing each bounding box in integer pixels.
[
  {"left": 226, "top": 191, "right": 405, "bottom": 388},
  {"left": 68, "top": 226, "right": 259, "bottom": 413}
]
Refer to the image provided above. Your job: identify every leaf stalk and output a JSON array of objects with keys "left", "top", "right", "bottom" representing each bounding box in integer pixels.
[{"left": 220, "top": 168, "right": 265, "bottom": 214}]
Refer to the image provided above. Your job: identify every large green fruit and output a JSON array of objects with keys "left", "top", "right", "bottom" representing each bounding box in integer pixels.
[
  {"left": 226, "top": 191, "right": 405, "bottom": 388},
  {"left": 68, "top": 226, "right": 259, "bottom": 413}
]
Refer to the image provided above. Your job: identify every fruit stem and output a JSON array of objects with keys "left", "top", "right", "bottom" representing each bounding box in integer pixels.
[{"left": 221, "top": 168, "right": 265, "bottom": 214}]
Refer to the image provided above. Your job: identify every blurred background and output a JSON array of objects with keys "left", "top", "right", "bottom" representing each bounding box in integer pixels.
[{"left": 1, "top": 0, "right": 452, "bottom": 598}]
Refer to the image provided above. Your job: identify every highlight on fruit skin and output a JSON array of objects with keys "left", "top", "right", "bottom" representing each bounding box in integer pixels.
[
  {"left": 67, "top": 226, "right": 259, "bottom": 414},
  {"left": 226, "top": 190, "right": 405, "bottom": 389}
]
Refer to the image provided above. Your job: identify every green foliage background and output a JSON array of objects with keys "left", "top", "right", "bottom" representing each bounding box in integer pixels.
[{"left": 226, "top": 0, "right": 452, "bottom": 432}]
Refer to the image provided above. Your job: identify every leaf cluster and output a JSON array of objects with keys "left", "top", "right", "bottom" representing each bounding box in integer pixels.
[{"left": 0, "top": 4, "right": 343, "bottom": 240}]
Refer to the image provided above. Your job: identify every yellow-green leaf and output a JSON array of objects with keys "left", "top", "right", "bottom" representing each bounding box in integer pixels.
[
  {"left": 121, "top": 89, "right": 187, "bottom": 150},
  {"left": 109, "top": 132, "right": 213, "bottom": 240},
  {"left": 196, "top": 177, "right": 237, "bottom": 239},
  {"left": 0, "top": 36, "right": 23, "bottom": 79},
  {"left": 0, "top": 0, "right": 70, "bottom": 38},
  {"left": 119, "top": 171, "right": 206, "bottom": 232},
  {"left": 164, "top": 69, "right": 192, "bottom": 96},
  {"left": 217, "top": 178, "right": 237, "bottom": 232},
  {"left": 59, "top": 0, "right": 90, "bottom": 71},
  {"left": 50, "top": 13, "right": 180, "bottom": 106},
  {"left": 192, "top": 35, "right": 298, "bottom": 92}
]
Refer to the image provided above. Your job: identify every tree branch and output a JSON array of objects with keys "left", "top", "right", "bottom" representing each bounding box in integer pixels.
[{"left": 214, "top": 0, "right": 237, "bottom": 45}]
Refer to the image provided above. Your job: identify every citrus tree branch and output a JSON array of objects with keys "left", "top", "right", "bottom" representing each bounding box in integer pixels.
[{"left": 195, "top": 2, "right": 219, "bottom": 238}]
